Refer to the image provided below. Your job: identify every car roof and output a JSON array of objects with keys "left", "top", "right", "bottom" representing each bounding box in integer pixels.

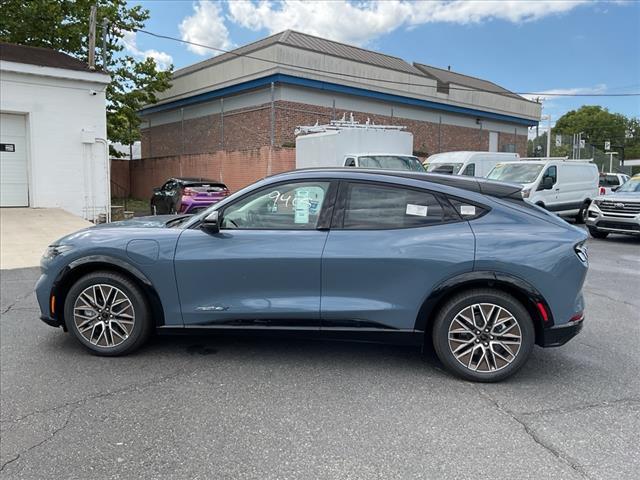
[{"left": 274, "top": 167, "right": 523, "bottom": 198}]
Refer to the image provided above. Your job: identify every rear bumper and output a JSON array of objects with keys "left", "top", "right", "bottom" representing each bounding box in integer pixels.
[
  {"left": 180, "top": 197, "right": 224, "bottom": 213},
  {"left": 540, "top": 319, "right": 583, "bottom": 347}
]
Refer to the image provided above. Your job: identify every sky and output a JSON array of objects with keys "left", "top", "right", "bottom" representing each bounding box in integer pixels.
[{"left": 127, "top": 0, "right": 640, "bottom": 133}]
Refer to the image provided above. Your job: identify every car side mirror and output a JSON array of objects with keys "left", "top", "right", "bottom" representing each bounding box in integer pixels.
[
  {"left": 201, "top": 211, "right": 220, "bottom": 234},
  {"left": 542, "top": 176, "right": 554, "bottom": 190}
]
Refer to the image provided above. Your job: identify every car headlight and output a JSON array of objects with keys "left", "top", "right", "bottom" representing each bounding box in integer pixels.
[
  {"left": 42, "top": 244, "right": 73, "bottom": 260},
  {"left": 521, "top": 188, "right": 531, "bottom": 199}
]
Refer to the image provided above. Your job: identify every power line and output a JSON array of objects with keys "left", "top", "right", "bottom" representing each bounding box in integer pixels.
[{"left": 136, "top": 28, "right": 640, "bottom": 98}]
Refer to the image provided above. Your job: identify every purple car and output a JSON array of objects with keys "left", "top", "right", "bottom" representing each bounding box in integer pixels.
[{"left": 150, "top": 178, "right": 230, "bottom": 215}]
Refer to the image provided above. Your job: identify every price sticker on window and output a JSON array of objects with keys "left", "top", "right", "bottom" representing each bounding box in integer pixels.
[
  {"left": 406, "top": 204, "right": 428, "bottom": 217},
  {"left": 460, "top": 205, "right": 476, "bottom": 216},
  {"left": 294, "top": 189, "right": 310, "bottom": 224}
]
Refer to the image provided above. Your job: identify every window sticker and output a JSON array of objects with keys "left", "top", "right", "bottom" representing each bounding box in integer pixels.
[
  {"left": 406, "top": 204, "right": 428, "bottom": 217},
  {"left": 294, "top": 189, "right": 311, "bottom": 224},
  {"left": 460, "top": 205, "right": 476, "bottom": 216}
]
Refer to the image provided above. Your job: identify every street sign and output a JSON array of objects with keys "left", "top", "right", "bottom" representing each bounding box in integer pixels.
[
  {"left": 555, "top": 135, "right": 562, "bottom": 147},
  {"left": 605, "top": 141, "right": 611, "bottom": 151},
  {"left": 579, "top": 139, "right": 585, "bottom": 148}
]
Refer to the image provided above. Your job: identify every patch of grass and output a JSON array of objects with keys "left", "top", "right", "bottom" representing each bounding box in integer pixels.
[{"left": 112, "top": 198, "right": 149, "bottom": 217}]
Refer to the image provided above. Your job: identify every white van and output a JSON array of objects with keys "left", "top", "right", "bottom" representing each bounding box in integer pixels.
[
  {"left": 487, "top": 158, "right": 599, "bottom": 223},
  {"left": 424, "top": 151, "right": 520, "bottom": 177}
]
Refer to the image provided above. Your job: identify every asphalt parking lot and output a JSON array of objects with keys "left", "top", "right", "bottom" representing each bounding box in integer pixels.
[{"left": 1, "top": 230, "right": 638, "bottom": 479}]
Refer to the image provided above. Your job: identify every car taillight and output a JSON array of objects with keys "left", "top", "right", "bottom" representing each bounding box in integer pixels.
[
  {"left": 183, "top": 187, "right": 195, "bottom": 196},
  {"left": 223, "top": 188, "right": 230, "bottom": 196},
  {"left": 599, "top": 187, "right": 606, "bottom": 195}
]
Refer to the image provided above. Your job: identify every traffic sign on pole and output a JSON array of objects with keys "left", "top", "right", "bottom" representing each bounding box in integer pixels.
[
  {"left": 555, "top": 135, "right": 562, "bottom": 147},
  {"left": 605, "top": 141, "right": 611, "bottom": 151}
]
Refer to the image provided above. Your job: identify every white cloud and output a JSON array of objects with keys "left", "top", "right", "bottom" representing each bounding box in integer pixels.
[
  {"left": 227, "top": 0, "right": 589, "bottom": 46},
  {"left": 121, "top": 30, "right": 173, "bottom": 70},
  {"left": 521, "top": 84, "right": 608, "bottom": 102},
  {"left": 179, "top": 1, "right": 233, "bottom": 56}
]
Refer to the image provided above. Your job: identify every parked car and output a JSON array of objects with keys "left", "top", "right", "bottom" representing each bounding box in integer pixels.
[
  {"left": 598, "top": 172, "right": 630, "bottom": 195},
  {"left": 587, "top": 174, "right": 640, "bottom": 238},
  {"left": 343, "top": 153, "right": 426, "bottom": 171},
  {"left": 36, "top": 169, "right": 588, "bottom": 382},
  {"left": 487, "top": 158, "right": 598, "bottom": 223},
  {"left": 150, "top": 178, "right": 229, "bottom": 215},
  {"left": 424, "top": 151, "right": 519, "bottom": 177}
]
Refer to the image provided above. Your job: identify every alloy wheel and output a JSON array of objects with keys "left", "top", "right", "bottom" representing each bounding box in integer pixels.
[
  {"left": 447, "top": 303, "right": 522, "bottom": 373},
  {"left": 73, "top": 284, "right": 136, "bottom": 348}
]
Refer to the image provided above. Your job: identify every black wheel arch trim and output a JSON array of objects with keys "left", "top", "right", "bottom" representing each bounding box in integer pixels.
[
  {"left": 415, "top": 270, "right": 554, "bottom": 342},
  {"left": 51, "top": 255, "right": 166, "bottom": 327}
]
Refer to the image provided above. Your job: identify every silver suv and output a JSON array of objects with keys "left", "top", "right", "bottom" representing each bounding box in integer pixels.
[{"left": 587, "top": 175, "right": 640, "bottom": 238}]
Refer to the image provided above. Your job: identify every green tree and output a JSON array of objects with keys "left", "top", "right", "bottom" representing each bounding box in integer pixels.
[
  {"left": 0, "top": 0, "right": 172, "bottom": 156},
  {"left": 552, "top": 105, "right": 629, "bottom": 153}
]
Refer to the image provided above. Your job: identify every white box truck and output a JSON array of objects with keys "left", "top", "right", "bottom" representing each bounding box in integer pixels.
[{"left": 295, "top": 118, "right": 423, "bottom": 171}]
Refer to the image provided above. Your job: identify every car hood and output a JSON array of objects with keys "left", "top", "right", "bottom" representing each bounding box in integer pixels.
[
  {"left": 92, "top": 215, "right": 191, "bottom": 229},
  {"left": 595, "top": 193, "right": 640, "bottom": 202}
]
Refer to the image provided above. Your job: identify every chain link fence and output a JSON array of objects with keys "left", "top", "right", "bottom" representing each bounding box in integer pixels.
[{"left": 528, "top": 132, "right": 631, "bottom": 173}]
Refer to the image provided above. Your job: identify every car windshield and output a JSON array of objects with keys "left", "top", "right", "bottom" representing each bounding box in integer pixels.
[
  {"left": 616, "top": 178, "right": 640, "bottom": 193},
  {"left": 358, "top": 155, "right": 425, "bottom": 172},
  {"left": 487, "top": 164, "right": 544, "bottom": 184},
  {"left": 427, "top": 162, "right": 464, "bottom": 175}
]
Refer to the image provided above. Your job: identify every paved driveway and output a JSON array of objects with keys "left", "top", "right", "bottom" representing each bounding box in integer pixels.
[
  {"left": 1, "top": 233, "right": 638, "bottom": 479},
  {"left": 0, "top": 208, "right": 92, "bottom": 270}
]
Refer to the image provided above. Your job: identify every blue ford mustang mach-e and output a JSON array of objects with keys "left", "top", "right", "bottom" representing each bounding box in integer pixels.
[{"left": 36, "top": 169, "right": 588, "bottom": 382}]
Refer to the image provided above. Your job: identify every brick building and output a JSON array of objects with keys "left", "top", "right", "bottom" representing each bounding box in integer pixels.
[{"left": 131, "top": 30, "right": 540, "bottom": 197}]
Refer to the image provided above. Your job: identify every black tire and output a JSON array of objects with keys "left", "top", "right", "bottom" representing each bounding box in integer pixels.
[
  {"left": 432, "top": 289, "right": 535, "bottom": 382},
  {"left": 588, "top": 226, "right": 609, "bottom": 239},
  {"left": 64, "top": 271, "right": 152, "bottom": 356},
  {"left": 574, "top": 201, "right": 590, "bottom": 224}
]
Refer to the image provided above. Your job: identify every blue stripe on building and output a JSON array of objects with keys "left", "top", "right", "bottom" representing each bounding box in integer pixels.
[{"left": 140, "top": 73, "right": 538, "bottom": 127}]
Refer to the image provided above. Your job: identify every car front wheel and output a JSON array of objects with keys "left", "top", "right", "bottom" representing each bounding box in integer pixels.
[
  {"left": 432, "top": 289, "right": 534, "bottom": 382},
  {"left": 64, "top": 271, "right": 152, "bottom": 356}
]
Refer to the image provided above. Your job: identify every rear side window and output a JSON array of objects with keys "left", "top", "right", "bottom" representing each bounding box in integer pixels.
[{"left": 342, "top": 183, "right": 444, "bottom": 229}]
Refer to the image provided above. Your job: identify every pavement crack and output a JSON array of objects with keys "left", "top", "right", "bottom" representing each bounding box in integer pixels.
[
  {"left": 0, "top": 368, "right": 197, "bottom": 472},
  {"left": 0, "top": 405, "right": 78, "bottom": 473},
  {"left": 519, "top": 397, "right": 640, "bottom": 418},
  {"left": 476, "top": 389, "right": 595, "bottom": 480},
  {"left": 1, "top": 368, "right": 193, "bottom": 427},
  {"left": 1, "top": 291, "right": 33, "bottom": 315}
]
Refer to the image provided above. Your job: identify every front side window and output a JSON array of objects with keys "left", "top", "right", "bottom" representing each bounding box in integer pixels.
[
  {"left": 342, "top": 183, "right": 444, "bottom": 229},
  {"left": 544, "top": 166, "right": 557, "bottom": 184},
  {"left": 221, "top": 181, "right": 330, "bottom": 230},
  {"left": 461, "top": 163, "right": 476, "bottom": 176},
  {"left": 345, "top": 157, "right": 356, "bottom": 167}
]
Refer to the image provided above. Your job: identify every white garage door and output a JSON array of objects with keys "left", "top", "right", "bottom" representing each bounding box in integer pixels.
[{"left": 1, "top": 113, "right": 28, "bottom": 207}]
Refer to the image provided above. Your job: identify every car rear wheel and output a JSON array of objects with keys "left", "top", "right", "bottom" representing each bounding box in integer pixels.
[
  {"left": 432, "top": 289, "right": 534, "bottom": 382},
  {"left": 588, "top": 226, "right": 609, "bottom": 239},
  {"left": 64, "top": 271, "right": 152, "bottom": 356}
]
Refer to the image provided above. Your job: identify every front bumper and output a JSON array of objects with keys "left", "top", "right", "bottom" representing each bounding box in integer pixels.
[
  {"left": 587, "top": 204, "right": 640, "bottom": 235},
  {"left": 540, "top": 319, "right": 584, "bottom": 347}
]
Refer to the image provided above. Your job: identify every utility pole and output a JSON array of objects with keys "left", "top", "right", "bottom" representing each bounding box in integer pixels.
[
  {"left": 541, "top": 114, "right": 552, "bottom": 157},
  {"left": 101, "top": 17, "right": 109, "bottom": 70},
  {"left": 606, "top": 152, "right": 618, "bottom": 172},
  {"left": 88, "top": 5, "right": 97, "bottom": 70}
]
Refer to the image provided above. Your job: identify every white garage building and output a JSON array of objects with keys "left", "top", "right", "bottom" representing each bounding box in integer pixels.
[{"left": 0, "top": 43, "right": 111, "bottom": 220}]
